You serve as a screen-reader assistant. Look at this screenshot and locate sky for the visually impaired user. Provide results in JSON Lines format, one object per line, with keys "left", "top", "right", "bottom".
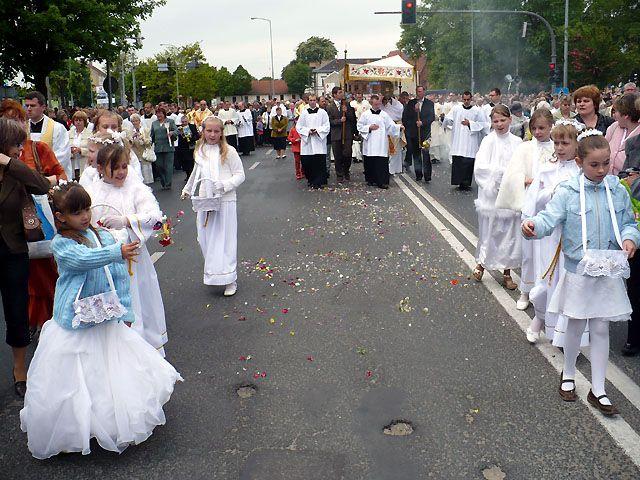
{"left": 137, "top": 0, "right": 404, "bottom": 78}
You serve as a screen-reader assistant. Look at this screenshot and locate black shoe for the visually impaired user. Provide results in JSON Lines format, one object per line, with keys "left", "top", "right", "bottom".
{"left": 621, "top": 342, "right": 640, "bottom": 356}
{"left": 415, "top": 175, "right": 423, "bottom": 182}
{"left": 378, "top": 184, "right": 389, "bottom": 189}
{"left": 424, "top": 177, "right": 431, "bottom": 182}
{"left": 367, "top": 181, "right": 375, "bottom": 187}
{"left": 13, "top": 375, "right": 26, "bottom": 398}
{"left": 431, "top": 158, "right": 441, "bottom": 164}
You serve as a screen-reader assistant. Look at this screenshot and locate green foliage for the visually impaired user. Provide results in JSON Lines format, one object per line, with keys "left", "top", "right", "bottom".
{"left": 397, "top": 0, "right": 640, "bottom": 93}
{"left": 282, "top": 61, "right": 312, "bottom": 95}
{"left": 215, "top": 67, "right": 235, "bottom": 97}
{"left": 0, "top": 0, "right": 164, "bottom": 96}
{"left": 232, "top": 65, "right": 253, "bottom": 95}
{"left": 48, "top": 59, "right": 94, "bottom": 106}
{"left": 295, "top": 37, "right": 337, "bottom": 64}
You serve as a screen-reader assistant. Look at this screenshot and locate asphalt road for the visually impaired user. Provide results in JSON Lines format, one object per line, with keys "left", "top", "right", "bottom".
{"left": 1, "top": 146, "right": 640, "bottom": 479}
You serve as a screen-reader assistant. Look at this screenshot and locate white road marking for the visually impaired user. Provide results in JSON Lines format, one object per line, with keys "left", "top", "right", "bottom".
{"left": 150, "top": 251, "right": 165, "bottom": 264}
{"left": 266, "top": 149, "right": 273, "bottom": 155}
{"left": 400, "top": 173, "right": 640, "bottom": 414}
{"left": 394, "top": 175, "right": 640, "bottom": 468}
{"left": 249, "top": 161, "right": 260, "bottom": 170}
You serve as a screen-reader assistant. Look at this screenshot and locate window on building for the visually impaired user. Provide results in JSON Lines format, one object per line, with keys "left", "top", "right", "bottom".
{"left": 257, "top": 96, "right": 261, "bottom": 101}
{"left": 232, "top": 96, "right": 237, "bottom": 103}
{"left": 244, "top": 96, "right": 249, "bottom": 102}
{"left": 280, "top": 94, "right": 284, "bottom": 100}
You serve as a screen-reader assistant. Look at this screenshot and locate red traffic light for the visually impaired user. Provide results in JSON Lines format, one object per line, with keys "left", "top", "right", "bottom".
{"left": 549, "top": 63, "right": 556, "bottom": 70}
{"left": 402, "top": 0, "right": 417, "bottom": 24}
{"left": 405, "top": 1, "right": 414, "bottom": 7}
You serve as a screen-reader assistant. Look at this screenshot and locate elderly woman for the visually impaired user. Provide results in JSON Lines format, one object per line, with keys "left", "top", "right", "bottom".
{"left": 0, "top": 118, "right": 52, "bottom": 396}
{"left": 0, "top": 100, "right": 66, "bottom": 338}
{"left": 150, "top": 106, "right": 177, "bottom": 190}
{"left": 605, "top": 93, "right": 640, "bottom": 175}
{"left": 553, "top": 96, "right": 575, "bottom": 120}
{"left": 68, "top": 110, "right": 92, "bottom": 178}
{"left": 129, "top": 113, "right": 154, "bottom": 184}
{"left": 573, "top": 85, "right": 614, "bottom": 133}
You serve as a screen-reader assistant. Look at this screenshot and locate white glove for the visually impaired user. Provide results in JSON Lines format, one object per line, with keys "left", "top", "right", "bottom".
{"left": 213, "top": 180, "right": 225, "bottom": 193}
{"left": 101, "top": 215, "right": 128, "bottom": 229}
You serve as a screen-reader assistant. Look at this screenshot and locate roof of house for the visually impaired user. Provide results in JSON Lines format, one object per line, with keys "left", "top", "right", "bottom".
{"left": 250, "top": 79, "right": 289, "bottom": 95}
{"left": 312, "top": 58, "right": 379, "bottom": 74}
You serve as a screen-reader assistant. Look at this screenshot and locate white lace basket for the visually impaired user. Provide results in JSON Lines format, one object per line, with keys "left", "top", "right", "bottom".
{"left": 91, "top": 203, "right": 130, "bottom": 244}
{"left": 576, "top": 174, "right": 630, "bottom": 279}
{"left": 71, "top": 230, "right": 127, "bottom": 329}
{"left": 190, "top": 177, "right": 222, "bottom": 213}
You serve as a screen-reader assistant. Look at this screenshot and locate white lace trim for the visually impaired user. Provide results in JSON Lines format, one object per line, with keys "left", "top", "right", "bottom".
{"left": 576, "top": 249, "right": 630, "bottom": 279}
{"left": 72, "top": 291, "right": 128, "bottom": 329}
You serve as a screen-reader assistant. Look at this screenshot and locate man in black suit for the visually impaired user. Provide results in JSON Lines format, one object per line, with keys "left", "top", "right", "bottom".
{"left": 326, "top": 86, "right": 357, "bottom": 182}
{"left": 402, "top": 85, "right": 436, "bottom": 182}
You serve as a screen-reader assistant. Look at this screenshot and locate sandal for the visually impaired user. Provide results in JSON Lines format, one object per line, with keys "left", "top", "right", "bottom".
{"left": 559, "top": 373, "right": 577, "bottom": 402}
{"left": 587, "top": 390, "right": 619, "bottom": 416}
{"left": 472, "top": 265, "right": 484, "bottom": 282}
{"left": 503, "top": 274, "right": 517, "bottom": 290}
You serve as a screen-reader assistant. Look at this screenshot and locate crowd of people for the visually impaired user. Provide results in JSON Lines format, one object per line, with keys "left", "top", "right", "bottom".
{"left": 1, "top": 78, "right": 640, "bottom": 458}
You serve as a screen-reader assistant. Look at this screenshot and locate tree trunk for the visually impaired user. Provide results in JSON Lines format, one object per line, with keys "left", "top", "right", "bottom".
{"left": 33, "top": 72, "right": 49, "bottom": 101}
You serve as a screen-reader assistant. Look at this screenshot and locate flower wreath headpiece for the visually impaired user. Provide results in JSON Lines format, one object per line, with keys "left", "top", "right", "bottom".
{"left": 88, "top": 129, "right": 127, "bottom": 147}
{"left": 51, "top": 179, "right": 79, "bottom": 191}
{"left": 552, "top": 119, "right": 586, "bottom": 133}
{"left": 577, "top": 129, "right": 604, "bottom": 142}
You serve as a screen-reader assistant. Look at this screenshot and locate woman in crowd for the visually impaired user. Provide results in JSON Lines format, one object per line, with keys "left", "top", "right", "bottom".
{"left": 68, "top": 110, "right": 92, "bottom": 179}
{"left": 150, "top": 107, "right": 178, "bottom": 190}
{"left": 128, "top": 113, "right": 154, "bottom": 184}
{"left": 605, "top": 93, "right": 640, "bottom": 175}
{"left": 175, "top": 115, "right": 199, "bottom": 180}
{"left": 574, "top": 85, "right": 614, "bottom": 134}
{"left": 0, "top": 117, "right": 52, "bottom": 397}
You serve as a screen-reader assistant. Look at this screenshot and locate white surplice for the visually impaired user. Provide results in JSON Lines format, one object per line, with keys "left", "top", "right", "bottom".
{"left": 473, "top": 131, "right": 523, "bottom": 270}
{"left": 88, "top": 176, "right": 168, "bottom": 356}
{"left": 357, "top": 110, "right": 401, "bottom": 157}
{"left": 216, "top": 108, "right": 240, "bottom": 137}
{"left": 443, "top": 104, "right": 486, "bottom": 159}
{"left": 237, "top": 109, "right": 254, "bottom": 138}
{"left": 383, "top": 99, "right": 405, "bottom": 174}
{"left": 297, "top": 108, "right": 330, "bottom": 155}
{"left": 183, "top": 144, "right": 245, "bottom": 286}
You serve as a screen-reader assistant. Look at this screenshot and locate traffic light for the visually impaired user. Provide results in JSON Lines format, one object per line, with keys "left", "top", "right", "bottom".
{"left": 549, "top": 63, "right": 556, "bottom": 85}
{"left": 401, "top": 0, "right": 417, "bottom": 24}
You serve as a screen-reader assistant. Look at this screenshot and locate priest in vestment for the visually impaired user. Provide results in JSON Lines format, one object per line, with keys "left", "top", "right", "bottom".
{"left": 358, "top": 94, "right": 402, "bottom": 189}
{"left": 297, "top": 95, "right": 330, "bottom": 189}
{"left": 382, "top": 94, "right": 406, "bottom": 175}
{"left": 24, "top": 91, "right": 72, "bottom": 179}
{"left": 350, "top": 92, "right": 370, "bottom": 163}
{"left": 443, "top": 91, "right": 485, "bottom": 190}
{"left": 217, "top": 102, "right": 240, "bottom": 149}
{"left": 193, "top": 100, "right": 213, "bottom": 128}
{"left": 237, "top": 101, "right": 255, "bottom": 156}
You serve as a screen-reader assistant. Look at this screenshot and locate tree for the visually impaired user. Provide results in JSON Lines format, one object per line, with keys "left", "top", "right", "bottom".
{"left": 232, "top": 65, "right": 253, "bottom": 95}
{"left": 215, "top": 67, "right": 235, "bottom": 97}
{"left": 0, "top": 0, "right": 164, "bottom": 98}
{"left": 295, "top": 37, "right": 337, "bottom": 64}
{"left": 282, "top": 61, "right": 312, "bottom": 95}
{"left": 48, "top": 59, "right": 93, "bottom": 106}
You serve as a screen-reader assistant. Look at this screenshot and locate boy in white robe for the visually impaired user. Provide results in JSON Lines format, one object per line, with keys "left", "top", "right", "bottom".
{"left": 472, "top": 105, "right": 523, "bottom": 289}
{"left": 296, "top": 95, "right": 330, "bottom": 189}
{"left": 358, "top": 94, "right": 403, "bottom": 189}
{"left": 443, "top": 91, "right": 486, "bottom": 190}
{"left": 216, "top": 102, "right": 240, "bottom": 149}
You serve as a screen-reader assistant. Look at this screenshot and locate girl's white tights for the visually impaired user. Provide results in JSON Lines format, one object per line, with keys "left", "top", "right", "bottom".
{"left": 562, "top": 318, "right": 611, "bottom": 405}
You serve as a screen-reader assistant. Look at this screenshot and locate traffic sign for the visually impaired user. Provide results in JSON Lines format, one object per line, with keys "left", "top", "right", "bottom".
{"left": 553, "top": 87, "right": 569, "bottom": 95}
{"left": 102, "top": 76, "right": 118, "bottom": 92}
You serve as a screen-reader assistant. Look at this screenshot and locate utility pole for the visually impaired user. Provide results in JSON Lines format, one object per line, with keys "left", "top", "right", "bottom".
{"left": 120, "top": 52, "right": 127, "bottom": 106}
{"left": 470, "top": 12, "right": 475, "bottom": 94}
{"left": 131, "top": 51, "right": 137, "bottom": 108}
{"left": 563, "top": 0, "right": 569, "bottom": 88}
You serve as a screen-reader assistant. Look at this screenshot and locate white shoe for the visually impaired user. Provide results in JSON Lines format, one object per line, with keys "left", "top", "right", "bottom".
{"left": 224, "top": 282, "right": 237, "bottom": 297}
{"left": 525, "top": 327, "right": 539, "bottom": 344}
{"left": 516, "top": 292, "right": 530, "bottom": 310}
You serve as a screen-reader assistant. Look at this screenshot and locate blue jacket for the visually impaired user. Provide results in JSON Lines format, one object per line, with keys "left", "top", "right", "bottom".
{"left": 528, "top": 174, "right": 640, "bottom": 273}
{"left": 52, "top": 229, "right": 134, "bottom": 329}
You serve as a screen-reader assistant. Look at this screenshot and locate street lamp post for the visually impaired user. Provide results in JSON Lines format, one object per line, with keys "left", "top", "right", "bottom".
{"left": 161, "top": 43, "right": 181, "bottom": 106}
{"left": 563, "top": 0, "right": 569, "bottom": 89}
{"left": 251, "top": 17, "right": 275, "bottom": 99}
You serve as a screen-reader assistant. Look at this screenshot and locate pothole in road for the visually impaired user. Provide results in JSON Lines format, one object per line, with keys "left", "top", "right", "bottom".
{"left": 236, "top": 384, "right": 257, "bottom": 399}
{"left": 382, "top": 420, "right": 414, "bottom": 436}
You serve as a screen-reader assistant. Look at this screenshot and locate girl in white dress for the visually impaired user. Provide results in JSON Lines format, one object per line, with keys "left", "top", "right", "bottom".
{"left": 181, "top": 116, "right": 245, "bottom": 296}
{"left": 523, "top": 131, "right": 639, "bottom": 416}
{"left": 88, "top": 143, "right": 169, "bottom": 356}
{"left": 521, "top": 121, "right": 585, "bottom": 345}
{"left": 20, "top": 182, "right": 181, "bottom": 459}
{"left": 496, "top": 108, "right": 555, "bottom": 308}
{"left": 472, "top": 105, "right": 523, "bottom": 289}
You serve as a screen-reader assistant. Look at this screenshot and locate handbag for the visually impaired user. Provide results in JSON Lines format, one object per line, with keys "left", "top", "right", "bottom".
{"left": 24, "top": 142, "right": 56, "bottom": 258}
{"left": 142, "top": 146, "right": 156, "bottom": 163}
{"left": 575, "top": 174, "right": 630, "bottom": 279}
{"left": 22, "top": 198, "right": 44, "bottom": 242}
{"left": 71, "top": 229, "right": 127, "bottom": 329}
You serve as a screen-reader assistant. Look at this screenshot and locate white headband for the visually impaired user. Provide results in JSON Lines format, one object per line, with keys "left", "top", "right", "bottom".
{"left": 577, "top": 129, "right": 604, "bottom": 142}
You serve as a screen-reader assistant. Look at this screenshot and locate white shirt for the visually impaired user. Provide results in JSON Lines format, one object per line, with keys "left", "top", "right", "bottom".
{"left": 270, "top": 104, "right": 287, "bottom": 120}
{"left": 141, "top": 114, "right": 157, "bottom": 131}
{"left": 296, "top": 108, "right": 330, "bottom": 155}
{"left": 29, "top": 116, "right": 72, "bottom": 179}
{"left": 357, "top": 110, "right": 401, "bottom": 157}
{"left": 382, "top": 98, "right": 404, "bottom": 122}
{"left": 350, "top": 99, "right": 371, "bottom": 120}
{"left": 237, "top": 109, "right": 254, "bottom": 138}
{"left": 443, "top": 104, "right": 486, "bottom": 158}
